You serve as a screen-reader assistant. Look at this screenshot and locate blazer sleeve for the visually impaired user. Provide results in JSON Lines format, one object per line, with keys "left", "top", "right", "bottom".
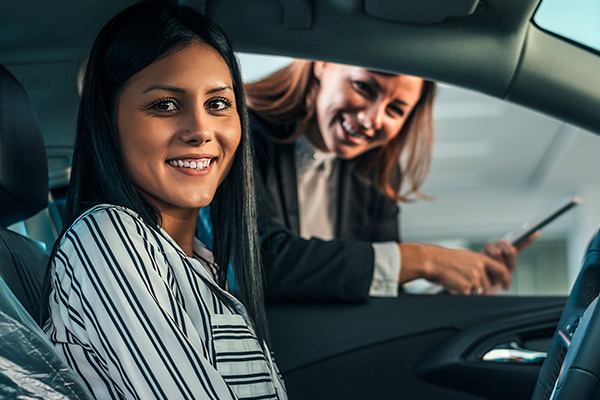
{"left": 370, "top": 190, "right": 401, "bottom": 244}
{"left": 252, "top": 117, "right": 376, "bottom": 303}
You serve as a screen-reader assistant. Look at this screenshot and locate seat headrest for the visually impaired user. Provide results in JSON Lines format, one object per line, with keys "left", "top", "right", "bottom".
{"left": 0, "top": 65, "right": 48, "bottom": 227}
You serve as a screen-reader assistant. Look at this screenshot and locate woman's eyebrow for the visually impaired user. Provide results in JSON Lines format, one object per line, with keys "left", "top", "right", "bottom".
{"left": 142, "top": 85, "right": 185, "bottom": 94}
{"left": 392, "top": 98, "right": 409, "bottom": 106}
{"left": 369, "top": 73, "right": 410, "bottom": 106}
{"left": 364, "top": 75, "right": 383, "bottom": 92}
{"left": 141, "top": 84, "right": 233, "bottom": 95}
{"left": 206, "top": 85, "right": 233, "bottom": 94}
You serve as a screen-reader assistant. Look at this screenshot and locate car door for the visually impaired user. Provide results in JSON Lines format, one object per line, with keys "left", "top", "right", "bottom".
{"left": 266, "top": 294, "right": 565, "bottom": 399}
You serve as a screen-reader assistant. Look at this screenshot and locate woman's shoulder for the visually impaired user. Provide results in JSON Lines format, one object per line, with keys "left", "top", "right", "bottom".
{"left": 64, "top": 204, "right": 150, "bottom": 239}
{"left": 56, "top": 204, "right": 167, "bottom": 262}
{"left": 74, "top": 204, "right": 141, "bottom": 223}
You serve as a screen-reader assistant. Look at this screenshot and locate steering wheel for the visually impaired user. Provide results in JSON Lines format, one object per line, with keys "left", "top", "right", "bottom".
{"left": 531, "top": 228, "right": 600, "bottom": 400}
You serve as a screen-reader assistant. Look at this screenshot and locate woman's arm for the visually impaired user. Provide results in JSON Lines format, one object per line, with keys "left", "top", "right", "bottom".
{"left": 398, "top": 242, "right": 512, "bottom": 294}
{"left": 370, "top": 187, "right": 532, "bottom": 295}
{"left": 398, "top": 233, "right": 539, "bottom": 295}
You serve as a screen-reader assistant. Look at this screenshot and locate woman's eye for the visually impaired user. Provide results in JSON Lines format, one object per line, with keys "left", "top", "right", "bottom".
{"left": 388, "top": 105, "right": 405, "bottom": 117}
{"left": 206, "top": 97, "right": 233, "bottom": 112}
{"left": 352, "top": 80, "right": 375, "bottom": 97}
{"left": 151, "top": 98, "right": 178, "bottom": 112}
{"left": 353, "top": 80, "right": 368, "bottom": 91}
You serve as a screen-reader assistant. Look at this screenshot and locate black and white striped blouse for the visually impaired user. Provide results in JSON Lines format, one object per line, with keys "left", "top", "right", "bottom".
{"left": 44, "top": 204, "right": 287, "bottom": 400}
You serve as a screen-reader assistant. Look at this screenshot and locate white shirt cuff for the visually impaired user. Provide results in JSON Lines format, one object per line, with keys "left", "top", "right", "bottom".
{"left": 369, "top": 242, "right": 401, "bottom": 297}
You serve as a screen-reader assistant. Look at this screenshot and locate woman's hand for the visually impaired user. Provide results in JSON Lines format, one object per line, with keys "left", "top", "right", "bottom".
{"left": 398, "top": 232, "right": 539, "bottom": 295}
{"left": 482, "top": 231, "right": 539, "bottom": 273}
{"left": 399, "top": 243, "right": 510, "bottom": 294}
{"left": 480, "top": 231, "right": 540, "bottom": 293}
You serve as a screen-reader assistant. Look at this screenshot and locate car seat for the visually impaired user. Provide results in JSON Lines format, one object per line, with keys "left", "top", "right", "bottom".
{"left": 0, "top": 64, "right": 92, "bottom": 399}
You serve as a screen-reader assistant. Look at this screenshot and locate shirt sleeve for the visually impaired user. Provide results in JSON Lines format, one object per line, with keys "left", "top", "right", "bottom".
{"left": 51, "top": 207, "right": 239, "bottom": 400}
{"left": 369, "top": 242, "right": 401, "bottom": 297}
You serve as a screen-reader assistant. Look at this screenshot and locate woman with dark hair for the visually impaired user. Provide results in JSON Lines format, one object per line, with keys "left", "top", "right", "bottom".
{"left": 43, "top": 1, "right": 286, "bottom": 399}
{"left": 239, "top": 60, "right": 534, "bottom": 301}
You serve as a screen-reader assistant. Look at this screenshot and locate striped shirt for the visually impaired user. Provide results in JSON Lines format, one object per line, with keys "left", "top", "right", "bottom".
{"left": 44, "top": 204, "right": 287, "bottom": 400}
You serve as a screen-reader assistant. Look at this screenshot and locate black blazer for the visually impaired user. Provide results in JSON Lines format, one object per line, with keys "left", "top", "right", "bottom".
{"left": 251, "top": 113, "right": 401, "bottom": 303}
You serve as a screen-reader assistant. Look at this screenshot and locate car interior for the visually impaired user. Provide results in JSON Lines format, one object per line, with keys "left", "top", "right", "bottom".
{"left": 1, "top": 0, "right": 599, "bottom": 399}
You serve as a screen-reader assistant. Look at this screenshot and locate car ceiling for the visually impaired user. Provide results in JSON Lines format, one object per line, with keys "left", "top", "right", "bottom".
{"left": 1, "top": 0, "right": 600, "bottom": 211}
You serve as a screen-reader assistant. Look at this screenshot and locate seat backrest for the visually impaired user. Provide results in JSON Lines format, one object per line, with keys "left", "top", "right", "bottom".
{"left": 0, "top": 226, "right": 48, "bottom": 321}
{"left": 0, "top": 63, "right": 50, "bottom": 320}
{"left": 0, "top": 65, "right": 49, "bottom": 227}
{"left": 0, "top": 64, "right": 93, "bottom": 399}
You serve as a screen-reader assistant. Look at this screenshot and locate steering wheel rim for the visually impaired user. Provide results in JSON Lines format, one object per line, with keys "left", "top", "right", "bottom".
{"left": 531, "top": 228, "right": 600, "bottom": 400}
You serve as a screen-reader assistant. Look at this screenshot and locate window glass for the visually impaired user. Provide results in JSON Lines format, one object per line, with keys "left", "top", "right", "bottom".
{"left": 534, "top": 0, "right": 600, "bottom": 53}
{"left": 237, "top": 53, "right": 600, "bottom": 297}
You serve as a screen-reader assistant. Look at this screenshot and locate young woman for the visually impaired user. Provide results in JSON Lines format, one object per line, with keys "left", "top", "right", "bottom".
{"left": 43, "top": 2, "right": 286, "bottom": 399}
{"left": 243, "top": 60, "right": 534, "bottom": 302}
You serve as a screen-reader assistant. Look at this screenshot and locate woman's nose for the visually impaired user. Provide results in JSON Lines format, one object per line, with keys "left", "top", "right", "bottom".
{"left": 357, "top": 103, "right": 385, "bottom": 132}
{"left": 181, "top": 109, "right": 213, "bottom": 144}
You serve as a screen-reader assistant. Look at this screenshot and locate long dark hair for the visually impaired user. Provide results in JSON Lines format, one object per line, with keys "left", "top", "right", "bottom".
{"left": 245, "top": 60, "right": 437, "bottom": 202}
{"left": 43, "top": 0, "right": 268, "bottom": 342}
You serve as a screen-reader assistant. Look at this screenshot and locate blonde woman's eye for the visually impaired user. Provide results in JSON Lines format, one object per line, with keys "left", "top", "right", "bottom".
{"left": 150, "top": 98, "right": 178, "bottom": 112}
{"left": 206, "top": 97, "right": 233, "bottom": 111}
{"left": 388, "top": 105, "right": 405, "bottom": 117}
{"left": 353, "top": 80, "right": 367, "bottom": 90}
{"left": 352, "top": 80, "right": 373, "bottom": 96}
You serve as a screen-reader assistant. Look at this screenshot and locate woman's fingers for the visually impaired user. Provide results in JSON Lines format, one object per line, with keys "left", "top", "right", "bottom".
{"left": 441, "top": 252, "right": 510, "bottom": 294}
{"left": 400, "top": 243, "right": 516, "bottom": 295}
{"left": 492, "top": 239, "right": 517, "bottom": 272}
{"left": 483, "top": 230, "right": 540, "bottom": 274}
{"left": 432, "top": 250, "right": 497, "bottom": 294}
{"left": 483, "top": 254, "right": 511, "bottom": 290}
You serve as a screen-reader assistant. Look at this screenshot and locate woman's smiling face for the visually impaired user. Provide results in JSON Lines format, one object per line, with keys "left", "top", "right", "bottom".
{"left": 313, "top": 62, "right": 423, "bottom": 160}
{"left": 116, "top": 43, "right": 241, "bottom": 218}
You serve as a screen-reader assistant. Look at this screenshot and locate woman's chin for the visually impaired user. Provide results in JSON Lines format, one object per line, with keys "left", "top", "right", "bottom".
{"left": 333, "top": 144, "right": 364, "bottom": 160}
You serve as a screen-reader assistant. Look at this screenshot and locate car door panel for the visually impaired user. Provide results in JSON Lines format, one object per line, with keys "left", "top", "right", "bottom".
{"left": 266, "top": 294, "right": 565, "bottom": 399}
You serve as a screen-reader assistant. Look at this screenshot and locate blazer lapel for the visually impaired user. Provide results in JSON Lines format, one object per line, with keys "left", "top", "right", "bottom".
{"left": 273, "top": 142, "right": 301, "bottom": 234}
{"left": 336, "top": 159, "right": 373, "bottom": 241}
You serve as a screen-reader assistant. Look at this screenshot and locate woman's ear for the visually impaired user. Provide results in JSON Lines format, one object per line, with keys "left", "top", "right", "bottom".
{"left": 313, "top": 61, "right": 326, "bottom": 79}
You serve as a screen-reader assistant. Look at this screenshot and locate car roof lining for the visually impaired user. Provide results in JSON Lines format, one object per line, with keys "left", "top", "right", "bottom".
{"left": 204, "top": 0, "right": 600, "bottom": 134}
{"left": 363, "top": 0, "right": 481, "bottom": 24}
{"left": 1, "top": 0, "right": 599, "bottom": 184}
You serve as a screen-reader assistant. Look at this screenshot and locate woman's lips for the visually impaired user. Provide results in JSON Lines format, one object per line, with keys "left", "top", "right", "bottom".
{"left": 339, "top": 117, "right": 369, "bottom": 145}
{"left": 166, "top": 157, "right": 215, "bottom": 175}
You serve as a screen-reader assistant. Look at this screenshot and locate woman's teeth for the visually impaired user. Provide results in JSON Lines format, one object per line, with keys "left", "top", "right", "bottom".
{"left": 168, "top": 158, "right": 212, "bottom": 170}
{"left": 342, "top": 119, "right": 367, "bottom": 139}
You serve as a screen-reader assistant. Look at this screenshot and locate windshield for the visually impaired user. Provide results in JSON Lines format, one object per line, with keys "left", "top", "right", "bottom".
{"left": 534, "top": 0, "right": 600, "bottom": 53}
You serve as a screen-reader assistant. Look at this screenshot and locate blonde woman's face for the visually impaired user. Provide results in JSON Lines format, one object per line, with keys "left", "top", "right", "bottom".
{"left": 313, "top": 62, "right": 423, "bottom": 159}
